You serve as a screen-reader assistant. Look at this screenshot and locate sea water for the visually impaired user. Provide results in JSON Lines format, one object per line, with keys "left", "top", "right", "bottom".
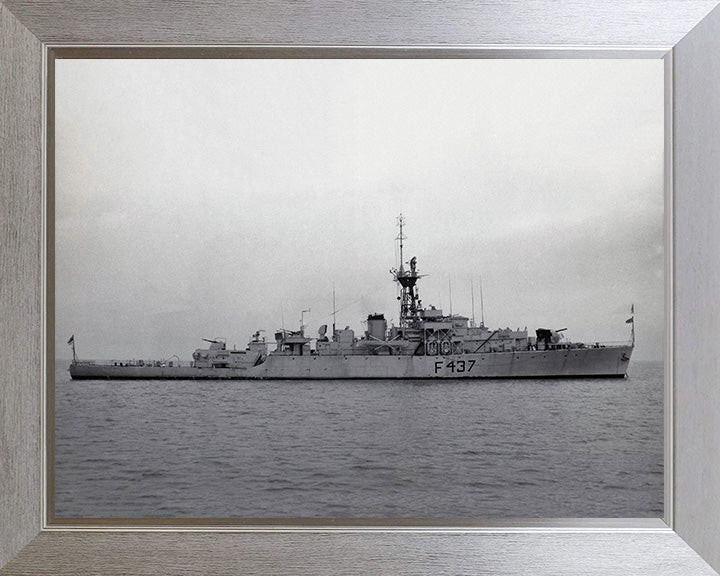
{"left": 54, "top": 360, "right": 663, "bottom": 518}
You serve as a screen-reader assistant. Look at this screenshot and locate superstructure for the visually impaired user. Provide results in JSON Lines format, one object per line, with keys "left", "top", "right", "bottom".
{"left": 69, "top": 216, "right": 633, "bottom": 380}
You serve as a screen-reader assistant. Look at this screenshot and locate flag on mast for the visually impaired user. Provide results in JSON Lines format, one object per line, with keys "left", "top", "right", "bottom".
{"left": 627, "top": 304, "right": 636, "bottom": 346}
{"left": 626, "top": 303, "right": 635, "bottom": 323}
{"left": 67, "top": 334, "right": 77, "bottom": 363}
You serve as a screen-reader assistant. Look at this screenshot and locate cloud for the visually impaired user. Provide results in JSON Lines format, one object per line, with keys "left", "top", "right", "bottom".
{"left": 55, "top": 59, "right": 664, "bottom": 361}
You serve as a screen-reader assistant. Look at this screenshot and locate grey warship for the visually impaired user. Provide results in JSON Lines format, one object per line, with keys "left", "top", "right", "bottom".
{"left": 69, "top": 216, "right": 634, "bottom": 380}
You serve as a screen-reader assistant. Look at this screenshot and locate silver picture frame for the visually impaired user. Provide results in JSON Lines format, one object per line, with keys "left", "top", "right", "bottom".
{"left": 2, "top": 1, "right": 720, "bottom": 574}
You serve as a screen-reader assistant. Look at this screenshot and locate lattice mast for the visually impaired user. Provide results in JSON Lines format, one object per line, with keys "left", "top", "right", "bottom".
{"left": 390, "top": 214, "right": 422, "bottom": 327}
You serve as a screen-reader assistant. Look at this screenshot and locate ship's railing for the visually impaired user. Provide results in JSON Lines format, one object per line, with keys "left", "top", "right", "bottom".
{"left": 74, "top": 359, "right": 194, "bottom": 367}
{"left": 540, "top": 340, "right": 633, "bottom": 350}
{"left": 475, "top": 340, "right": 633, "bottom": 354}
{"left": 578, "top": 340, "right": 634, "bottom": 348}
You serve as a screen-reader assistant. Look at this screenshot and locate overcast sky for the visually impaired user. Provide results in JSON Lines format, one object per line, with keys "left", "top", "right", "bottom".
{"left": 55, "top": 59, "right": 664, "bottom": 362}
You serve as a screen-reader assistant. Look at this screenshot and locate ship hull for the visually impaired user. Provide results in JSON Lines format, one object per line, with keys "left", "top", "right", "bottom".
{"left": 69, "top": 345, "right": 632, "bottom": 380}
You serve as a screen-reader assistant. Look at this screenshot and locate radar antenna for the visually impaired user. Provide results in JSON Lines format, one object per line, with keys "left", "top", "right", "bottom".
{"left": 389, "top": 214, "right": 423, "bottom": 328}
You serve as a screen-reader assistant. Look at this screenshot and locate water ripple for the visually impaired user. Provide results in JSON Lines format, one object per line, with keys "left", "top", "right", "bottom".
{"left": 53, "top": 360, "right": 664, "bottom": 519}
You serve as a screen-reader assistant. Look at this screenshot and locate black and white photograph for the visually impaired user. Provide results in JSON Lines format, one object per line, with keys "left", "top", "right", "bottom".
{"left": 53, "top": 58, "right": 664, "bottom": 519}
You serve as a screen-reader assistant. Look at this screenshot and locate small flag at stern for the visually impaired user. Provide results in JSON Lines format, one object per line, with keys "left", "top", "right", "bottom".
{"left": 67, "top": 335, "right": 74, "bottom": 345}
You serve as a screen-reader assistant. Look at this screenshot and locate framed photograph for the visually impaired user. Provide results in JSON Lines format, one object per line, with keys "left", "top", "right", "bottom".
{"left": 2, "top": 2, "right": 720, "bottom": 575}
{"left": 50, "top": 54, "right": 664, "bottom": 524}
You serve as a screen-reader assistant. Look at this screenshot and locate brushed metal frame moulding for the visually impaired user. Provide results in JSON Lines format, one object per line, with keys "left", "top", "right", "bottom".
{"left": 2, "top": 1, "right": 720, "bottom": 574}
